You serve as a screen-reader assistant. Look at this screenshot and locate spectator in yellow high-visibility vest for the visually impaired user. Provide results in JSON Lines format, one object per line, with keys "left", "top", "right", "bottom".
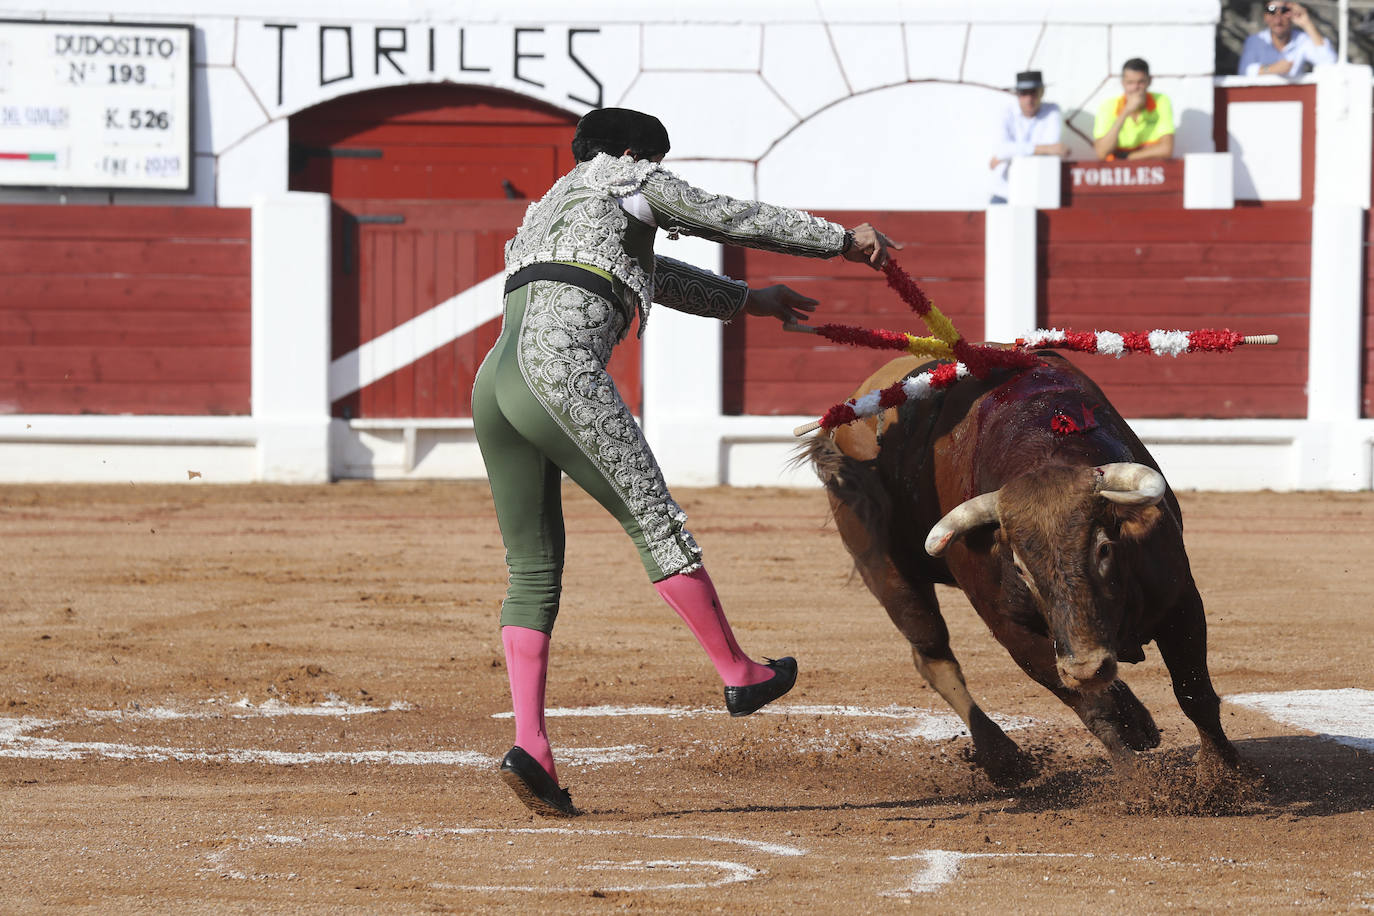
{"left": 1093, "top": 58, "right": 1174, "bottom": 161}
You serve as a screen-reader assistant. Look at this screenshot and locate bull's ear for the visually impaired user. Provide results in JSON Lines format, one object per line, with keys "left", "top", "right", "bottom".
{"left": 1115, "top": 504, "right": 1162, "bottom": 541}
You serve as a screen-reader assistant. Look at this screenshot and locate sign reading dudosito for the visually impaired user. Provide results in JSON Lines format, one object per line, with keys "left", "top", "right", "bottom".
{"left": 0, "top": 19, "right": 193, "bottom": 191}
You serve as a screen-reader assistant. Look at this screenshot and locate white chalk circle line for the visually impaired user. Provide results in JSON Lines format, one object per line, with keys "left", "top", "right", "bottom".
{"left": 201, "top": 825, "right": 807, "bottom": 894}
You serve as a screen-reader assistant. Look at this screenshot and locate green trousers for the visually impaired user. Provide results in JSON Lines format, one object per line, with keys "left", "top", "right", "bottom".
{"left": 471, "top": 279, "right": 702, "bottom": 634}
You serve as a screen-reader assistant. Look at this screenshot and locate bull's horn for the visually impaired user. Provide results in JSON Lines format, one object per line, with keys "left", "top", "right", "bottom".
{"left": 925, "top": 491, "right": 1001, "bottom": 556}
{"left": 1095, "top": 462, "right": 1166, "bottom": 506}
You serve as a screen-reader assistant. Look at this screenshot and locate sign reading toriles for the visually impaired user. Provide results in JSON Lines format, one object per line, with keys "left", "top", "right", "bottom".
{"left": 0, "top": 19, "right": 193, "bottom": 191}
{"left": 239, "top": 21, "right": 632, "bottom": 120}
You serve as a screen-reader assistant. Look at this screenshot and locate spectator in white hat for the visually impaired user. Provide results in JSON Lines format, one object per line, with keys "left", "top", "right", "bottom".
{"left": 989, "top": 70, "right": 1067, "bottom": 205}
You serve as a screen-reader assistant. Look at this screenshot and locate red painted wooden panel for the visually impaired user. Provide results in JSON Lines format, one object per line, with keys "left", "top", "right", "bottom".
{"left": 0, "top": 382, "right": 247, "bottom": 416}
{"left": 0, "top": 346, "right": 249, "bottom": 382}
{"left": 0, "top": 205, "right": 251, "bottom": 416}
{"left": 0, "top": 205, "right": 252, "bottom": 239}
{"left": 724, "top": 211, "right": 986, "bottom": 416}
{"left": 1041, "top": 207, "right": 1311, "bottom": 243}
{"left": 1041, "top": 208, "right": 1308, "bottom": 418}
{"left": 0, "top": 240, "right": 250, "bottom": 277}
{"left": 1043, "top": 242, "right": 1309, "bottom": 279}
{"left": 0, "top": 276, "right": 249, "bottom": 312}
{"left": 290, "top": 84, "right": 577, "bottom": 202}
{"left": 323, "top": 145, "right": 561, "bottom": 200}
{"left": 0, "top": 310, "right": 249, "bottom": 347}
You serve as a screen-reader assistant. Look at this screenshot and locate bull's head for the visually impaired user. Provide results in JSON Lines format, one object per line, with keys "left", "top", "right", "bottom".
{"left": 924, "top": 463, "right": 1166, "bottom": 692}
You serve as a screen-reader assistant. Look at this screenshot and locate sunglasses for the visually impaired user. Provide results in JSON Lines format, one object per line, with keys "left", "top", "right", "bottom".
{"left": 1264, "top": 4, "right": 1291, "bottom": 13}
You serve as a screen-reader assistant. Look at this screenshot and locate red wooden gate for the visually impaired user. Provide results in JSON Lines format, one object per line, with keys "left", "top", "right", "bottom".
{"left": 290, "top": 84, "right": 642, "bottom": 419}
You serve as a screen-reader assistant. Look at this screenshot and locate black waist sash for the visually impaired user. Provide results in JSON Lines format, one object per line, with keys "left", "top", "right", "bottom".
{"left": 503, "top": 263, "right": 617, "bottom": 303}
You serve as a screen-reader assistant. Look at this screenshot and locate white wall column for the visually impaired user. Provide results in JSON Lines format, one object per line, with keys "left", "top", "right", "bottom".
{"left": 251, "top": 192, "right": 333, "bottom": 482}
{"left": 1007, "top": 156, "right": 1061, "bottom": 211}
{"left": 641, "top": 235, "right": 727, "bottom": 486}
{"left": 983, "top": 205, "right": 1038, "bottom": 343}
{"left": 985, "top": 156, "right": 1056, "bottom": 343}
{"left": 1304, "top": 205, "right": 1369, "bottom": 489}
{"left": 1301, "top": 64, "right": 1374, "bottom": 490}
{"left": 1183, "top": 152, "right": 1235, "bottom": 209}
{"left": 1314, "top": 65, "right": 1373, "bottom": 209}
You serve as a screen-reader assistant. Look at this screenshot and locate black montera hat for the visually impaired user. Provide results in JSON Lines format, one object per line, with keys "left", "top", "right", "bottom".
{"left": 574, "top": 108, "right": 671, "bottom": 156}
{"left": 1014, "top": 71, "right": 1044, "bottom": 91}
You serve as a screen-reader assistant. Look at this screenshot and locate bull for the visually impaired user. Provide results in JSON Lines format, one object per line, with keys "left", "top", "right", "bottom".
{"left": 805, "top": 351, "right": 1246, "bottom": 786}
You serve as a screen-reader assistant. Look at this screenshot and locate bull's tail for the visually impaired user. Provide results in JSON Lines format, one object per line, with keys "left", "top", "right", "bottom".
{"left": 791, "top": 433, "right": 846, "bottom": 487}
{"left": 793, "top": 435, "right": 895, "bottom": 573}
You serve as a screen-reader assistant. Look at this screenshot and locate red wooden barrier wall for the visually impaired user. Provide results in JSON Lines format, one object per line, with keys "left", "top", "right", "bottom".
{"left": 1040, "top": 208, "right": 1309, "bottom": 418}
{"left": 0, "top": 205, "right": 251, "bottom": 415}
{"left": 723, "top": 211, "right": 985, "bottom": 416}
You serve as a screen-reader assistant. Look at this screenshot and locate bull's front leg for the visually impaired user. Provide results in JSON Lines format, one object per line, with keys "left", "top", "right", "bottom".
{"left": 970, "top": 601, "right": 1159, "bottom": 759}
{"left": 830, "top": 499, "right": 1034, "bottom": 786}
{"left": 1152, "top": 587, "right": 1247, "bottom": 779}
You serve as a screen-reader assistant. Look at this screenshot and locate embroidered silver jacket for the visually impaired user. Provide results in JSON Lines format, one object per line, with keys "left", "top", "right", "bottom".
{"left": 503, "top": 153, "right": 846, "bottom": 331}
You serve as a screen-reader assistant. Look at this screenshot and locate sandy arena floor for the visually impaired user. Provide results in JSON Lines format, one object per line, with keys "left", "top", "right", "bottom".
{"left": 0, "top": 481, "right": 1371, "bottom": 913}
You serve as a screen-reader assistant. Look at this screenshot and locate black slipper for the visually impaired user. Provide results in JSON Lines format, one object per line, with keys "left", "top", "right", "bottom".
{"left": 499, "top": 746, "right": 580, "bottom": 817}
{"left": 724, "top": 656, "right": 798, "bottom": 717}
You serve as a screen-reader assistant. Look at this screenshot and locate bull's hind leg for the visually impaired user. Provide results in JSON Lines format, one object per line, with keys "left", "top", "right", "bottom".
{"left": 831, "top": 501, "right": 1035, "bottom": 786}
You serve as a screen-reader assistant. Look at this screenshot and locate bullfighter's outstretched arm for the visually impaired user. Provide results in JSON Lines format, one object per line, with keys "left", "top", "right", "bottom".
{"left": 651, "top": 254, "right": 749, "bottom": 321}
{"left": 651, "top": 255, "right": 818, "bottom": 328}
{"left": 640, "top": 168, "right": 847, "bottom": 259}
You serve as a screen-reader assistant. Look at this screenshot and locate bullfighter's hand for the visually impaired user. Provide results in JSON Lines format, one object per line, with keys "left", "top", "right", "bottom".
{"left": 842, "top": 222, "right": 903, "bottom": 269}
{"left": 744, "top": 283, "right": 819, "bottom": 324}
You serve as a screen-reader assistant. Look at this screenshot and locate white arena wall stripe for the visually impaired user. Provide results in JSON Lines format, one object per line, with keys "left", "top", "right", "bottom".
{"left": 328, "top": 271, "right": 506, "bottom": 401}
{"left": 1227, "top": 688, "right": 1374, "bottom": 752}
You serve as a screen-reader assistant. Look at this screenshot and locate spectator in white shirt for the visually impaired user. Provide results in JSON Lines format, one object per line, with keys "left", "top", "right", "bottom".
{"left": 1239, "top": 2, "right": 1337, "bottom": 78}
{"left": 989, "top": 71, "right": 1067, "bottom": 205}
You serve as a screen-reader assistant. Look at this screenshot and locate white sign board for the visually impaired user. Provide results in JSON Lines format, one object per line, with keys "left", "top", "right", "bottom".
{"left": 0, "top": 19, "right": 193, "bottom": 191}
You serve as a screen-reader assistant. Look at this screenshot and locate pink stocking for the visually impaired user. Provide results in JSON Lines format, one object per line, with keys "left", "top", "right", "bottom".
{"left": 654, "top": 567, "right": 773, "bottom": 687}
{"left": 501, "top": 625, "right": 557, "bottom": 783}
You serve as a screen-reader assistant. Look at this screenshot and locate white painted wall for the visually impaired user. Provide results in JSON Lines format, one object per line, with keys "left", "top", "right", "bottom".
{"left": 0, "top": 0, "right": 1223, "bottom": 209}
